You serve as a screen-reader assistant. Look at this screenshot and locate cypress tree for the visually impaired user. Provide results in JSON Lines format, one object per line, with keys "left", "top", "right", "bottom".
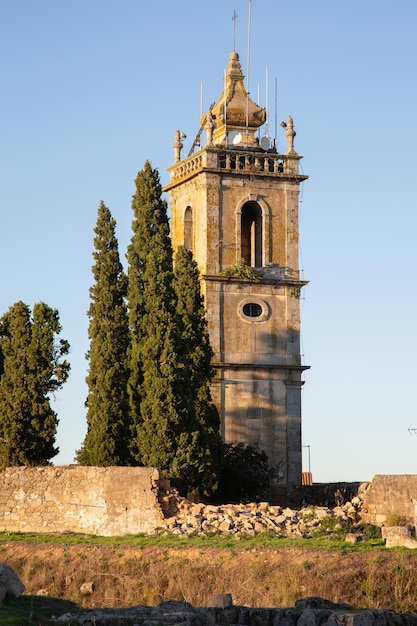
{"left": 133, "top": 247, "right": 192, "bottom": 471}
{"left": 126, "top": 161, "right": 173, "bottom": 420}
{"left": 127, "top": 162, "right": 206, "bottom": 493}
{"left": 173, "top": 246, "right": 223, "bottom": 495}
{"left": 0, "top": 301, "right": 70, "bottom": 469}
{"left": 76, "top": 201, "right": 131, "bottom": 466}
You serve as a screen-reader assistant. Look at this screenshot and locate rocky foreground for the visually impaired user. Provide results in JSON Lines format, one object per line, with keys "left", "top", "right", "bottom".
{"left": 51, "top": 596, "right": 417, "bottom": 625}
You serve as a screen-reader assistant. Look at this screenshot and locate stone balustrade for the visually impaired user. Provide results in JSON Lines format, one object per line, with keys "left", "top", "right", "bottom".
{"left": 168, "top": 148, "right": 304, "bottom": 184}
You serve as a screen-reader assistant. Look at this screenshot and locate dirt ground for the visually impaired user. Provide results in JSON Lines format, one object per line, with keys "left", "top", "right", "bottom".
{"left": 1, "top": 539, "right": 417, "bottom": 614}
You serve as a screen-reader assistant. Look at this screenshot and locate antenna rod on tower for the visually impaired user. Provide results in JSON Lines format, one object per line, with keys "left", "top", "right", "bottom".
{"left": 224, "top": 69, "right": 227, "bottom": 140}
{"left": 246, "top": 0, "right": 252, "bottom": 131}
{"left": 257, "top": 83, "right": 260, "bottom": 138}
{"left": 200, "top": 82, "right": 203, "bottom": 119}
{"left": 274, "top": 77, "right": 278, "bottom": 148}
{"left": 265, "top": 67, "right": 269, "bottom": 138}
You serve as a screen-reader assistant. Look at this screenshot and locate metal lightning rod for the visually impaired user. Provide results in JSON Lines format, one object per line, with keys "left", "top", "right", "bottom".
{"left": 246, "top": 0, "right": 252, "bottom": 137}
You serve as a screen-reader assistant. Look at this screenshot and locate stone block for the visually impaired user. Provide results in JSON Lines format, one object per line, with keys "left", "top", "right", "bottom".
{"left": 298, "top": 609, "right": 321, "bottom": 626}
{"left": 0, "top": 563, "right": 25, "bottom": 598}
{"left": 345, "top": 533, "right": 365, "bottom": 544}
{"left": 273, "top": 609, "right": 299, "bottom": 626}
{"left": 207, "top": 593, "right": 233, "bottom": 608}
{"left": 248, "top": 608, "right": 275, "bottom": 626}
{"left": 381, "top": 526, "right": 417, "bottom": 548}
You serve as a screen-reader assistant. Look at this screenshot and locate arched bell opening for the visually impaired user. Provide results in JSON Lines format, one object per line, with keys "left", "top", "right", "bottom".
{"left": 184, "top": 206, "right": 193, "bottom": 251}
{"left": 241, "top": 202, "right": 262, "bottom": 267}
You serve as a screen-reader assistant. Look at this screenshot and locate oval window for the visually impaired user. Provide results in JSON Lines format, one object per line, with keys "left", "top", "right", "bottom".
{"left": 242, "top": 302, "right": 263, "bottom": 318}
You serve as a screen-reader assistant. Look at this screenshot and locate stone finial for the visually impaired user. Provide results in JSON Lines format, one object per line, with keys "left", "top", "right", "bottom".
{"left": 173, "top": 130, "right": 183, "bottom": 162}
{"left": 204, "top": 109, "right": 215, "bottom": 146}
{"left": 285, "top": 116, "right": 298, "bottom": 155}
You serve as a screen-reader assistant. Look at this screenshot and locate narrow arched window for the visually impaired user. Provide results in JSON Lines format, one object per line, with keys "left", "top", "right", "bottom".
{"left": 241, "top": 202, "right": 262, "bottom": 267}
{"left": 184, "top": 206, "right": 193, "bottom": 251}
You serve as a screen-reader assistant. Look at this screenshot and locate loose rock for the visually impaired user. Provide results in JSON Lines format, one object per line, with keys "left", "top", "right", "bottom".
{"left": 158, "top": 493, "right": 373, "bottom": 539}
{"left": 0, "top": 562, "right": 25, "bottom": 599}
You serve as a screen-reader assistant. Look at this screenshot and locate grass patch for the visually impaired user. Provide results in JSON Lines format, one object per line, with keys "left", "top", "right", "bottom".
{"left": 0, "top": 595, "right": 83, "bottom": 625}
{"left": 0, "top": 529, "right": 385, "bottom": 552}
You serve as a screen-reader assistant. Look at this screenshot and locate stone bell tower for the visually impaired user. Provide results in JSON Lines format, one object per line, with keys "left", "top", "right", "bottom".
{"left": 163, "top": 52, "right": 309, "bottom": 485}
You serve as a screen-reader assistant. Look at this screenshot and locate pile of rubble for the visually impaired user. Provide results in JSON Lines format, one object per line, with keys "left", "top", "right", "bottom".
{"left": 159, "top": 494, "right": 366, "bottom": 538}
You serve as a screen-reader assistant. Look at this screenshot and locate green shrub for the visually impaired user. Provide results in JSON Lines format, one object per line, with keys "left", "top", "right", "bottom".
{"left": 209, "top": 442, "right": 272, "bottom": 504}
{"left": 355, "top": 522, "right": 382, "bottom": 540}
{"left": 385, "top": 512, "right": 408, "bottom": 527}
{"left": 219, "top": 259, "right": 262, "bottom": 281}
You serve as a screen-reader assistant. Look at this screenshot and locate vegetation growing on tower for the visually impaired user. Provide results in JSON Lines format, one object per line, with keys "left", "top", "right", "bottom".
{"left": 219, "top": 258, "right": 262, "bottom": 281}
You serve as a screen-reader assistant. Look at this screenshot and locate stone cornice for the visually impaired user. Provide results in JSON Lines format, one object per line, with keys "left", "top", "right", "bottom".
{"left": 212, "top": 363, "right": 310, "bottom": 373}
{"left": 203, "top": 274, "right": 309, "bottom": 288}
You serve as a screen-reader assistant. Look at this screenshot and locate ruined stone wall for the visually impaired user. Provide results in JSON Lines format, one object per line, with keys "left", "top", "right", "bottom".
{"left": 0, "top": 466, "right": 165, "bottom": 536}
{"left": 360, "top": 474, "right": 417, "bottom": 525}
{"left": 271, "top": 476, "right": 417, "bottom": 520}
{"left": 1, "top": 469, "right": 417, "bottom": 538}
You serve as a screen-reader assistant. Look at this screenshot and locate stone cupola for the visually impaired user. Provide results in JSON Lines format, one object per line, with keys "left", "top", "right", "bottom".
{"left": 202, "top": 51, "right": 266, "bottom": 148}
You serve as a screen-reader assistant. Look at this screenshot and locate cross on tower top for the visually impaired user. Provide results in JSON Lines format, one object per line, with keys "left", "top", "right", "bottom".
{"left": 232, "top": 10, "right": 238, "bottom": 52}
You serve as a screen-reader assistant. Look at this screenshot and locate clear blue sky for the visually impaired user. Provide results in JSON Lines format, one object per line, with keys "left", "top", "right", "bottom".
{"left": 1, "top": 1, "right": 417, "bottom": 483}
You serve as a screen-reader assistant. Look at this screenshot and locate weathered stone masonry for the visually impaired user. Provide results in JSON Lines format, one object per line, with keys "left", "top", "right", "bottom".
{"left": 0, "top": 466, "right": 165, "bottom": 536}
{"left": 1, "top": 467, "right": 416, "bottom": 538}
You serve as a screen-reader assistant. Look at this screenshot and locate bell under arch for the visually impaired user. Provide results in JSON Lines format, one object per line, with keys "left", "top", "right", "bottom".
{"left": 241, "top": 201, "right": 262, "bottom": 267}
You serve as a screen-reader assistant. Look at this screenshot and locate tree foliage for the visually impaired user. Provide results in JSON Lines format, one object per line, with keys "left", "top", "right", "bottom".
{"left": 76, "top": 202, "right": 132, "bottom": 466}
{"left": 173, "top": 246, "right": 223, "bottom": 495}
{"left": 210, "top": 442, "right": 272, "bottom": 504}
{"left": 126, "top": 161, "right": 173, "bottom": 421}
{"left": 0, "top": 301, "right": 70, "bottom": 469}
{"left": 126, "top": 162, "right": 221, "bottom": 495}
{"left": 127, "top": 162, "right": 189, "bottom": 481}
